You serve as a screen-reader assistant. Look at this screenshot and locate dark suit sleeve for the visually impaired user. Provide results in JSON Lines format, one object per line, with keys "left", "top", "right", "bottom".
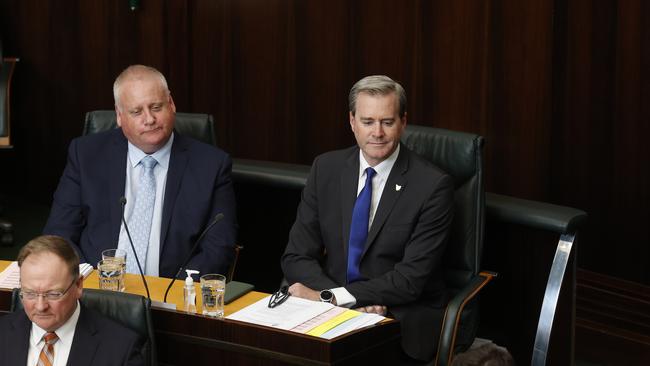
{"left": 124, "top": 334, "right": 146, "bottom": 366}
{"left": 346, "top": 173, "right": 454, "bottom": 307}
{"left": 184, "top": 153, "right": 237, "bottom": 276}
{"left": 43, "top": 138, "right": 88, "bottom": 261}
{"left": 282, "top": 156, "right": 340, "bottom": 289}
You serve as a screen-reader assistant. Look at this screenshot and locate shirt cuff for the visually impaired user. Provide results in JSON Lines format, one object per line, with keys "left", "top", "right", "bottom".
{"left": 330, "top": 287, "right": 356, "bottom": 308}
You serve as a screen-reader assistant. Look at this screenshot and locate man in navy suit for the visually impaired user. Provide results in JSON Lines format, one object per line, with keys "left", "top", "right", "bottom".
{"left": 44, "top": 65, "right": 236, "bottom": 278}
{"left": 0, "top": 235, "right": 144, "bottom": 366}
{"left": 282, "top": 75, "right": 454, "bottom": 363}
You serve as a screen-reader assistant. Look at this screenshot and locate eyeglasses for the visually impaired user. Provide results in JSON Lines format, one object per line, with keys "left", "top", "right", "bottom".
{"left": 268, "top": 285, "right": 290, "bottom": 308}
{"left": 19, "top": 278, "right": 77, "bottom": 302}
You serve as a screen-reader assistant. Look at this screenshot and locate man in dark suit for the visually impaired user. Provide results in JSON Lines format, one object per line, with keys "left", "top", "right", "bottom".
{"left": 281, "top": 75, "right": 454, "bottom": 363}
{"left": 44, "top": 65, "right": 236, "bottom": 278}
{"left": 0, "top": 235, "right": 144, "bottom": 365}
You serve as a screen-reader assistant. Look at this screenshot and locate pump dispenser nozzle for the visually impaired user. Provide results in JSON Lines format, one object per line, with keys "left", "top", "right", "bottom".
{"left": 183, "top": 269, "right": 200, "bottom": 313}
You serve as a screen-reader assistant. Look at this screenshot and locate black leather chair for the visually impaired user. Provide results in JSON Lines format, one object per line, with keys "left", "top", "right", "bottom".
{"left": 231, "top": 126, "right": 587, "bottom": 365}
{"left": 12, "top": 287, "right": 157, "bottom": 366}
{"left": 0, "top": 40, "right": 18, "bottom": 148}
{"left": 400, "top": 125, "right": 493, "bottom": 366}
{"left": 83, "top": 110, "right": 216, "bottom": 146}
{"left": 0, "top": 41, "right": 18, "bottom": 245}
{"left": 235, "top": 126, "right": 492, "bottom": 365}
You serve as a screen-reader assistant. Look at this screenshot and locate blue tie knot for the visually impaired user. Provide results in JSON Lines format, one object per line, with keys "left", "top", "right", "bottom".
{"left": 365, "top": 167, "right": 376, "bottom": 182}
{"left": 140, "top": 156, "right": 157, "bottom": 170}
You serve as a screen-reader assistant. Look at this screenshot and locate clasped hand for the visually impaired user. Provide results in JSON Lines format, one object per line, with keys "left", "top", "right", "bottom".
{"left": 287, "top": 282, "right": 387, "bottom": 315}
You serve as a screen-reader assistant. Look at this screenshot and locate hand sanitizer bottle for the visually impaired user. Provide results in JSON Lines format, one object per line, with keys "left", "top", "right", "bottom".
{"left": 183, "top": 269, "right": 199, "bottom": 313}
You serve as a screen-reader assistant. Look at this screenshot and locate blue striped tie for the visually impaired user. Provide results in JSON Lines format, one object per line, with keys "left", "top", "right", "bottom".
{"left": 127, "top": 156, "right": 157, "bottom": 274}
{"left": 347, "top": 167, "right": 376, "bottom": 283}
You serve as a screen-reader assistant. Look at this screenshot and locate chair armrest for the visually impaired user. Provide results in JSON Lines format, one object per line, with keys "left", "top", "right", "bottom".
{"left": 436, "top": 272, "right": 496, "bottom": 366}
{"left": 486, "top": 192, "right": 587, "bottom": 234}
{"left": 232, "top": 158, "right": 310, "bottom": 190}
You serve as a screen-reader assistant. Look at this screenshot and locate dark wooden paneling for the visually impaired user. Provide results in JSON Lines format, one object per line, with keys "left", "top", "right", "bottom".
{"left": 1, "top": 0, "right": 650, "bottom": 361}
{"left": 551, "top": 0, "right": 650, "bottom": 284}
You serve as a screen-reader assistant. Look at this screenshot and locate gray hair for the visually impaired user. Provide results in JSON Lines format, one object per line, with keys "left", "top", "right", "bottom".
{"left": 349, "top": 75, "right": 407, "bottom": 117}
{"left": 113, "top": 65, "right": 170, "bottom": 109}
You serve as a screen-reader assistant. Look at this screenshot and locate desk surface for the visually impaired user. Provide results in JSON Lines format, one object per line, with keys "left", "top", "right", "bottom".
{"left": 0, "top": 260, "right": 265, "bottom": 315}
{"left": 0, "top": 260, "right": 400, "bottom": 365}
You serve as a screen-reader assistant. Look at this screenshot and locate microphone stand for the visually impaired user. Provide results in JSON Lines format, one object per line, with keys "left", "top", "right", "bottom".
{"left": 163, "top": 213, "right": 224, "bottom": 303}
{"left": 120, "top": 197, "right": 151, "bottom": 300}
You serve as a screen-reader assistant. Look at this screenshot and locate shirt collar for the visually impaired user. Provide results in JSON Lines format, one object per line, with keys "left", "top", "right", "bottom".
{"left": 127, "top": 132, "right": 174, "bottom": 169}
{"left": 30, "top": 300, "right": 81, "bottom": 348}
{"left": 358, "top": 143, "right": 400, "bottom": 180}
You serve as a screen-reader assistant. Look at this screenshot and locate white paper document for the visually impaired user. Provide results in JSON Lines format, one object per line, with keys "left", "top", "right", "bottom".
{"left": 0, "top": 261, "right": 20, "bottom": 289}
{"left": 226, "top": 295, "right": 335, "bottom": 330}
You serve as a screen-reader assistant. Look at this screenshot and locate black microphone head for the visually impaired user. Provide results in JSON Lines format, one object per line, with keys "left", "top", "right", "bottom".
{"left": 119, "top": 196, "right": 127, "bottom": 206}
{"left": 213, "top": 213, "right": 225, "bottom": 223}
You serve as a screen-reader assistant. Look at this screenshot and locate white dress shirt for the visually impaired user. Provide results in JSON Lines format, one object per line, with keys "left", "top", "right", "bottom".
{"left": 118, "top": 133, "right": 173, "bottom": 276}
{"left": 331, "top": 145, "right": 401, "bottom": 307}
{"left": 27, "top": 301, "right": 80, "bottom": 366}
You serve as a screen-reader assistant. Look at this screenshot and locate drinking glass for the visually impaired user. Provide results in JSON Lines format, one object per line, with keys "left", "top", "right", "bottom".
{"left": 200, "top": 274, "right": 225, "bottom": 318}
{"left": 101, "top": 249, "right": 127, "bottom": 292}
{"left": 97, "top": 259, "right": 125, "bottom": 292}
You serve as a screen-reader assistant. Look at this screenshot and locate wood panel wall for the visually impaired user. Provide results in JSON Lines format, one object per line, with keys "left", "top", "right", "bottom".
{"left": 0, "top": 0, "right": 648, "bottom": 285}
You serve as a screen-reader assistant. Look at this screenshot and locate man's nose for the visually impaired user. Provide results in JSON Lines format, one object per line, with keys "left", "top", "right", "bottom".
{"left": 372, "top": 122, "right": 385, "bottom": 137}
{"left": 34, "top": 296, "right": 49, "bottom": 311}
{"left": 143, "top": 109, "right": 156, "bottom": 125}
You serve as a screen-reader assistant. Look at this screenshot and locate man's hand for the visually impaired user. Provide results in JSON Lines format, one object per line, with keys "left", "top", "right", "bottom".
{"left": 287, "top": 282, "right": 320, "bottom": 301}
{"left": 354, "top": 305, "right": 387, "bottom": 316}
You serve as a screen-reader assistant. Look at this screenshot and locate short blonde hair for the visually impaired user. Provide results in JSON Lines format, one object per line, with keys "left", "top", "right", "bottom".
{"left": 113, "top": 64, "right": 170, "bottom": 109}
{"left": 349, "top": 75, "right": 407, "bottom": 117}
{"left": 17, "top": 235, "right": 80, "bottom": 280}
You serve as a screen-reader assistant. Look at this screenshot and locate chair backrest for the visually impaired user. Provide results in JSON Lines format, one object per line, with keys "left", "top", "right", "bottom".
{"left": 402, "top": 125, "right": 485, "bottom": 285}
{"left": 83, "top": 110, "right": 217, "bottom": 146}
{"left": 401, "top": 124, "right": 485, "bottom": 347}
{"left": 12, "top": 288, "right": 157, "bottom": 366}
{"left": 1, "top": 51, "right": 18, "bottom": 147}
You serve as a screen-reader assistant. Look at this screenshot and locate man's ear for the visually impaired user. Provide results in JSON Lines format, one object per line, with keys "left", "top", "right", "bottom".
{"left": 115, "top": 105, "right": 123, "bottom": 127}
{"left": 75, "top": 276, "right": 84, "bottom": 299}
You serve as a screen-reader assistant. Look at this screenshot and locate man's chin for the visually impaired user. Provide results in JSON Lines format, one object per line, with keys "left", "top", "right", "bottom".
{"left": 365, "top": 146, "right": 393, "bottom": 159}
{"left": 33, "top": 317, "right": 56, "bottom": 329}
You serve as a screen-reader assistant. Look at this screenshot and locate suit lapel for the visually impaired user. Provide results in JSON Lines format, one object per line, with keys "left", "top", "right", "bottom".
{"left": 160, "top": 133, "right": 189, "bottom": 250}
{"left": 7, "top": 312, "right": 31, "bottom": 365}
{"left": 363, "top": 146, "right": 408, "bottom": 256}
{"left": 109, "top": 130, "right": 128, "bottom": 245}
{"left": 67, "top": 306, "right": 100, "bottom": 366}
{"left": 340, "top": 149, "right": 360, "bottom": 259}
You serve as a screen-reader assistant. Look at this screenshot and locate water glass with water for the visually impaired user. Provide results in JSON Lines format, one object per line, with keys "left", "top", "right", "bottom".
{"left": 200, "top": 274, "right": 225, "bottom": 318}
{"left": 101, "top": 249, "right": 127, "bottom": 292}
{"left": 97, "top": 259, "right": 125, "bottom": 292}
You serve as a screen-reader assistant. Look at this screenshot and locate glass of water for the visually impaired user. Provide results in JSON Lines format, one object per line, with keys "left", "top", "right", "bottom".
{"left": 101, "top": 249, "right": 127, "bottom": 292}
{"left": 97, "top": 259, "right": 125, "bottom": 292}
{"left": 200, "top": 274, "right": 225, "bottom": 318}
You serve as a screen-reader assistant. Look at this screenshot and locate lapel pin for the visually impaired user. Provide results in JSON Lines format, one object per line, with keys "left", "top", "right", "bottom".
{"left": 395, "top": 184, "right": 402, "bottom": 191}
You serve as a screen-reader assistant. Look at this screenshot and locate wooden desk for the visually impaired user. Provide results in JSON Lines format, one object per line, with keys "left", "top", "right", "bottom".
{"left": 0, "top": 261, "right": 401, "bottom": 365}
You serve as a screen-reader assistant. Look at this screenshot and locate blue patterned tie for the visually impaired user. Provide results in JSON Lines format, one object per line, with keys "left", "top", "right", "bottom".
{"left": 347, "top": 167, "right": 376, "bottom": 283}
{"left": 127, "top": 156, "right": 157, "bottom": 274}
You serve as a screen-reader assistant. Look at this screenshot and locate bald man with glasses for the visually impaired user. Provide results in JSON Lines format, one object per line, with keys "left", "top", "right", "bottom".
{"left": 0, "top": 235, "right": 144, "bottom": 366}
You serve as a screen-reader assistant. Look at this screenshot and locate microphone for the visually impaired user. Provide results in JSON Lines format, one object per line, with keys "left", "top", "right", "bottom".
{"left": 119, "top": 197, "right": 151, "bottom": 300}
{"left": 163, "top": 212, "right": 225, "bottom": 303}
